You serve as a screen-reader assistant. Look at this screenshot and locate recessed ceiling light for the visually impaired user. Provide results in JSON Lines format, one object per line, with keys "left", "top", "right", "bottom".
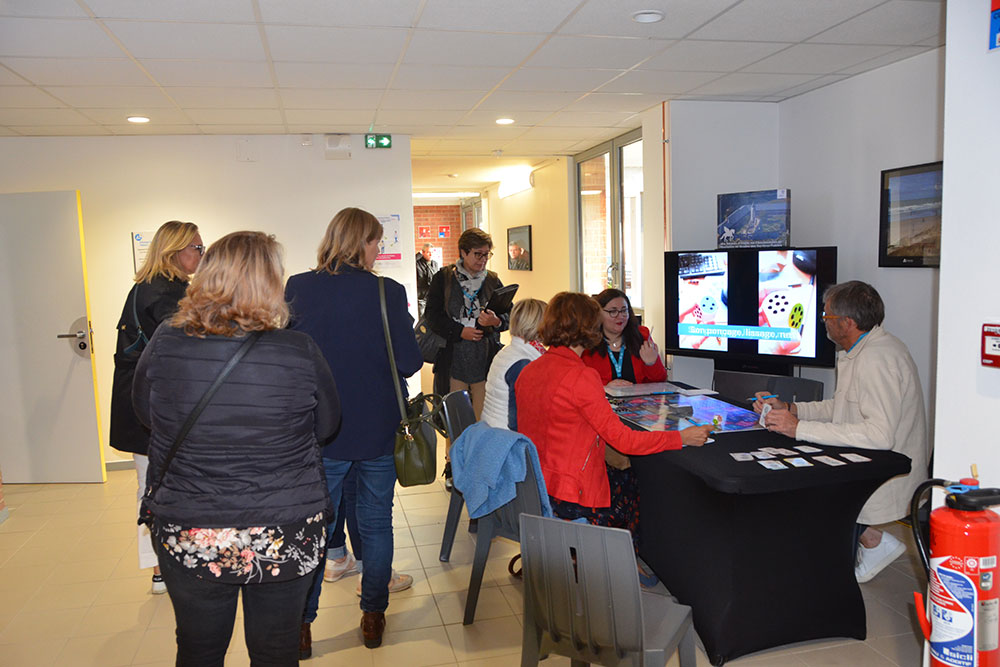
{"left": 127, "top": 116, "right": 150, "bottom": 124}
{"left": 631, "top": 9, "right": 664, "bottom": 24}
{"left": 446, "top": 173, "right": 459, "bottom": 179}
{"left": 495, "top": 118, "right": 515, "bottom": 125}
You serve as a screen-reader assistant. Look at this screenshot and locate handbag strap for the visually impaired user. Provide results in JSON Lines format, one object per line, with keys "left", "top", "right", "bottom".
{"left": 144, "top": 330, "right": 263, "bottom": 500}
{"left": 378, "top": 276, "right": 409, "bottom": 422}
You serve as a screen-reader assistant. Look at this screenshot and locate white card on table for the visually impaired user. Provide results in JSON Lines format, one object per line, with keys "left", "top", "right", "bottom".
{"left": 759, "top": 447, "right": 782, "bottom": 455}
{"left": 751, "top": 451, "right": 775, "bottom": 460}
{"left": 785, "top": 457, "right": 813, "bottom": 467}
{"left": 795, "top": 445, "right": 822, "bottom": 453}
{"left": 841, "top": 453, "right": 872, "bottom": 463}
{"left": 730, "top": 452, "right": 754, "bottom": 461}
{"left": 773, "top": 448, "right": 798, "bottom": 456}
{"left": 758, "top": 460, "right": 788, "bottom": 470}
{"left": 814, "top": 455, "right": 846, "bottom": 466}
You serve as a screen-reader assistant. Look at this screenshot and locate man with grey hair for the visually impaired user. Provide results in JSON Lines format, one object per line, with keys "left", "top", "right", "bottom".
{"left": 415, "top": 242, "right": 438, "bottom": 316}
{"left": 753, "top": 280, "right": 929, "bottom": 584}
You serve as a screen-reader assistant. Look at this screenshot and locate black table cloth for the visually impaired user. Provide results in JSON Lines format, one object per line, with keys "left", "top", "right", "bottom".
{"left": 632, "top": 429, "right": 911, "bottom": 665}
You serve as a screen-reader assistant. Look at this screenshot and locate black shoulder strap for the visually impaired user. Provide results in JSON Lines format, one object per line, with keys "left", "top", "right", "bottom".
{"left": 379, "top": 277, "right": 408, "bottom": 421}
{"left": 123, "top": 284, "right": 149, "bottom": 354}
{"left": 143, "top": 331, "right": 263, "bottom": 501}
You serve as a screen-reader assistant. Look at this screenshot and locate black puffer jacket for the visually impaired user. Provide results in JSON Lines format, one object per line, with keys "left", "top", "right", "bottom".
{"left": 133, "top": 325, "right": 340, "bottom": 527}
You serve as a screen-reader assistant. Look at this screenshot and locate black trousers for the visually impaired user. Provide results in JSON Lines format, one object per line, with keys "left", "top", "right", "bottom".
{"left": 156, "top": 542, "right": 314, "bottom": 667}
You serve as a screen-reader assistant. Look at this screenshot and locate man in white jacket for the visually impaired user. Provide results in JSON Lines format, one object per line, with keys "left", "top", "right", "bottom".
{"left": 754, "top": 281, "right": 929, "bottom": 583}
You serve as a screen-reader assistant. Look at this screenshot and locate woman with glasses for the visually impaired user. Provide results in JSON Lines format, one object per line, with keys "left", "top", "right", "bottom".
{"left": 109, "top": 220, "right": 203, "bottom": 594}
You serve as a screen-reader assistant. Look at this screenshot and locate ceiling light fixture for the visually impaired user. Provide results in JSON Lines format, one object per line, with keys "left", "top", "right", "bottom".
{"left": 495, "top": 118, "right": 515, "bottom": 125}
{"left": 580, "top": 190, "right": 603, "bottom": 196}
{"left": 631, "top": 9, "right": 664, "bottom": 24}
{"left": 127, "top": 116, "right": 150, "bottom": 124}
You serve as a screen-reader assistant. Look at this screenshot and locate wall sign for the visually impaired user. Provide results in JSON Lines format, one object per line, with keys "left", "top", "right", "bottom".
{"left": 438, "top": 225, "right": 450, "bottom": 238}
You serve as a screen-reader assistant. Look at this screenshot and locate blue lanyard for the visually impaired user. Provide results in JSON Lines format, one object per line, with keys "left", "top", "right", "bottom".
{"left": 608, "top": 345, "right": 626, "bottom": 378}
{"left": 459, "top": 283, "right": 483, "bottom": 318}
{"left": 847, "top": 330, "right": 869, "bottom": 353}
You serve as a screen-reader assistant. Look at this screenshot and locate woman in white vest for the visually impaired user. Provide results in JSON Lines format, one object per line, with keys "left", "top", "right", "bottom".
{"left": 480, "top": 298, "right": 547, "bottom": 429}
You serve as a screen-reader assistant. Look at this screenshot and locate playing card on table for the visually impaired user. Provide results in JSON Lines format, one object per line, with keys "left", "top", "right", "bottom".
{"left": 751, "top": 451, "right": 775, "bottom": 460}
{"left": 841, "top": 453, "right": 872, "bottom": 463}
{"left": 795, "top": 445, "right": 822, "bottom": 453}
{"left": 814, "top": 455, "right": 846, "bottom": 467}
{"left": 758, "top": 460, "right": 788, "bottom": 470}
{"left": 730, "top": 452, "right": 754, "bottom": 461}
{"left": 784, "top": 457, "right": 813, "bottom": 467}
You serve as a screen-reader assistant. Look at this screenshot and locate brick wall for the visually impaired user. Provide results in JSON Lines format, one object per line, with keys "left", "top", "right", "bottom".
{"left": 413, "top": 205, "right": 461, "bottom": 266}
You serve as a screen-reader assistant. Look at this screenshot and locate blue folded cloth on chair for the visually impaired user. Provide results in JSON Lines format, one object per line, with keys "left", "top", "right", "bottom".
{"left": 450, "top": 421, "right": 552, "bottom": 520}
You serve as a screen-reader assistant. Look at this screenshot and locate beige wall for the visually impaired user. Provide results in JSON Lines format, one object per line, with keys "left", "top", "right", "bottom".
{"left": 483, "top": 158, "right": 575, "bottom": 305}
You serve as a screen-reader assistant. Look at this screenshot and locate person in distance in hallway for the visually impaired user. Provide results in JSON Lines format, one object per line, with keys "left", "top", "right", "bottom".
{"left": 753, "top": 280, "right": 929, "bottom": 583}
{"left": 415, "top": 242, "right": 438, "bottom": 316}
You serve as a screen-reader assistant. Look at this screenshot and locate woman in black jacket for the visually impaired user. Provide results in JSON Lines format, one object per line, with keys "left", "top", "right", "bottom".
{"left": 109, "top": 219, "right": 202, "bottom": 593}
{"left": 133, "top": 231, "right": 339, "bottom": 666}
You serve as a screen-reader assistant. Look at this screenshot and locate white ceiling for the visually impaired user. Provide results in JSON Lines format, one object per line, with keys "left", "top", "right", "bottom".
{"left": 0, "top": 0, "right": 945, "bottom": 190}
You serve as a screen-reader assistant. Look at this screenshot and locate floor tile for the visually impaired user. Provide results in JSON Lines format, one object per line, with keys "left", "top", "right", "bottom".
{"left": 796, "top": 640, "right": 897, "bottom": 666}
{"left": 0, "top": 635, "right": 68, "bottom": 664}
{"left": 373, "top": 625, "right": 457, "bottom": 667}
{"left": 445, "top": 616, "right": 523, "bottom": 662}
{"left": 0, "top": 606, "right": 86, "bottom": 645}
{"left": 435, "top": 586, "right": 514, "bottom": 625}
{"left": 21, "top": 579, "right": 104, "bottom": 612}
{"left": 55, "top": 629, "right": 145, "bottom": 666}
{"left": 131, "top": 626, "right": 177, "bottom": 665}
{"left": 72, "top": 598, "right": 158, "bottom": 636}
{"left": 867, "top": 632, "right": 923, "bottom": 666}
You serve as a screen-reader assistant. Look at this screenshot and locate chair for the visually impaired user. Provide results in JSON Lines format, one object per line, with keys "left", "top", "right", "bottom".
{"left": 519, "top": 514, "right": 696, "bottom": 667}
{"left": 713, "top": 369, "right": 823, "bottom": 404}
{"left": 439, "top": 390, "right": 478, "bottom": 563}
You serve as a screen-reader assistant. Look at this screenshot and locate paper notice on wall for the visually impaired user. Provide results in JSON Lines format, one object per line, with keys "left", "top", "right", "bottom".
{"left": 132, "top": 231, "right": 156, "bottom": 272}
{"left": 376, "top": 214, "right": 402, "bottom": 263}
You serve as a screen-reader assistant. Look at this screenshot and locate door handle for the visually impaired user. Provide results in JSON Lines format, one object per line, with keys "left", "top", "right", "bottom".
{"left": 57, "top": 331, "right": 86, "bottom": 339}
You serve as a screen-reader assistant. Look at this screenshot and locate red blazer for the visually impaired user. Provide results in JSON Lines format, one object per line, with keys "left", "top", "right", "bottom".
{"left": 515, "top": 346, "right": 681, "bottom": 508}
{"left": 581, "top": 325, "right": 667, "bottom": 385}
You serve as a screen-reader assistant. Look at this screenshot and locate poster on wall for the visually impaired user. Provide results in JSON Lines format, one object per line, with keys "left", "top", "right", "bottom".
{"left": 132, "top": 231, "right": 155, "bottom": 272}
{"left": 418, "top": 225, "right": 434, "bottom": 239}
{"left": 438, "top": 225, "right": 450, "bottom": 238}
{"left": 991, "top": 0, "right": 999, "bottom": 50}
{"left": 376, "top": 214, "right": 402, "bottom": 263}
{"left": 717, "top": 189, "right": 790, "bottom": 249}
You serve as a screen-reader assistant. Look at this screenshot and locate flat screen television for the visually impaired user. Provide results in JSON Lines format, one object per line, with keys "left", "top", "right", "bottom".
{"left": 664, "top": 247, "right": 838, "bottom": 370}
{"left": 717, "top": 188, "right": 791, "bottom": 249}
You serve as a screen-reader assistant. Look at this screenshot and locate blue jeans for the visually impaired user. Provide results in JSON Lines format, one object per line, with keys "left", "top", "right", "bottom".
{"left": 328, "top": 465, "right": 362, "bottom": 563}
{"left": 303, "top": 455, "right": 396, "bottom": 622}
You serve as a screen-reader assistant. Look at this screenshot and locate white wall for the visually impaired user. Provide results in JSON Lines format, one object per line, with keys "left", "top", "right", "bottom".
{"left": 779, "top": 48, "right": 944, "bottom": 438}
{"left": 0, "top": 134, "right": 415, "bottom": 464}
{"left": 934, "top": 5, "right": 1000, "bottom": 481}
{"left": 665, "top": 101, "right": 780, "bottom": 388}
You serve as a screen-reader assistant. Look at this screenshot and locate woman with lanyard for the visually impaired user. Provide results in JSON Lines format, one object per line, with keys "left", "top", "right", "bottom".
{"left": 581, "top": 288, "right": 668, "bottom": 586}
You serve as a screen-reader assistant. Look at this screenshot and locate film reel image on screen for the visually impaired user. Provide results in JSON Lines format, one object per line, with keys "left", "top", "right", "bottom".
{"left": 758, "top": 250, "right": 817, "bottom": 358}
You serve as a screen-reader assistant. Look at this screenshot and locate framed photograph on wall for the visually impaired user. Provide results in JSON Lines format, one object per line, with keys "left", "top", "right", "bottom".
{"left": 507, "top": 225, "right": 532, "bottom": 271}
{"left": 878, "top": 161, "right": 942, "bottom": 268}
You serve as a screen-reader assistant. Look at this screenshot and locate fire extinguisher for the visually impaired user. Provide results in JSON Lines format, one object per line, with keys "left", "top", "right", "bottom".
{"left": 912, "top": 478, "right": 1000, "bottom": 667}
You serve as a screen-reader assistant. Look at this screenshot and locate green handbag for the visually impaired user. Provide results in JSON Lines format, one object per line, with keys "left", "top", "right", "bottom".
{"left": 378, "top": 277, "right": 446, "bottom": 486}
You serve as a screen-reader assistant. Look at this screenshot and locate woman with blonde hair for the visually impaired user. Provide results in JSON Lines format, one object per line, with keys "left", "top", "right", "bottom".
{"left": 109, "top": 220, "right": 203, "bottom": 594}
{"left": 286, "top": 207, "right": 422, "bottom": 651}
{"left": 480, "top": 297, "right": 547, "bottom": 429}
{"left": 134, "top": 231, "right": 339, "bottom": 665}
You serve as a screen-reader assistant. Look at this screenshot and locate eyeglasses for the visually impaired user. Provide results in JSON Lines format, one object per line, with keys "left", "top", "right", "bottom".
{"left": 187, "top": 244, "right": 205, "bottom": 256}
{"left": 603, "top": 308, "right": 629, "bottom": 317}
{"left": 470, "top": 250, "right": 493, "bottom": 260}
{"left": 821, "top": 311, "right": 841, "bottom": 320}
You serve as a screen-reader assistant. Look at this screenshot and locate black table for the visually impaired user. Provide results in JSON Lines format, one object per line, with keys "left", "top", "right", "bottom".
{"left": 632, "top": 429, "right": 911, "bottom": 665}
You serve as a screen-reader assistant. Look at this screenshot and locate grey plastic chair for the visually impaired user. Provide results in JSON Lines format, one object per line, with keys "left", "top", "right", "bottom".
{"left": 439, "top": 390, "right": 477, "bottom": 563}
{"left": 519, "top": 514, "right": 696, "bottom": 667}
{"left": 713, "top": 369, "right": 823, "bottom": 404}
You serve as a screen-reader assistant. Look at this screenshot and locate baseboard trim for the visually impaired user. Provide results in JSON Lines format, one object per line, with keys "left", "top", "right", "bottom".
{"left": 105, "top": 459, "right": 135, "bottom": 472}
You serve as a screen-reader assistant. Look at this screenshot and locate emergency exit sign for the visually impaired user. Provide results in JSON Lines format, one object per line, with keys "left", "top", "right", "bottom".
{"left": 365, "top": 134, "right": 392, "bottom": 149}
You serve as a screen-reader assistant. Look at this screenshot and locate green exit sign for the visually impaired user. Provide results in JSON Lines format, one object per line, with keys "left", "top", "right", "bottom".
{"left": 365, "top": 134, "right": 392, "bottom": 149}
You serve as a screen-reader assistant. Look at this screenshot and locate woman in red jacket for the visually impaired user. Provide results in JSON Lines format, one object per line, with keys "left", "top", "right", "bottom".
{"left": 582, "top": 288, "right": 666, "bottom": 386}
{"left": 515, "top": 293, "right": 711, "bottom": 544}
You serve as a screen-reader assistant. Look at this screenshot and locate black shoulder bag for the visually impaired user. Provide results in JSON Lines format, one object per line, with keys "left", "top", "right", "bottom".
{"left": 378, "top": 277, "right": 445, "bottom": 487}
{"left": 137, "top": 331, "right": 262, "bottom": 526}
{"left": 123, "top": 284, "right": 150, "bottom": 355}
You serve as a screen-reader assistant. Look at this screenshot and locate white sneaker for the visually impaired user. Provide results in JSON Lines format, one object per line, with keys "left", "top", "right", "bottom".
{"left": 324, "top": 553, "right": 359, "bottom": 582}
{"left": 855, "top": 532, "right": 906, "bottom": 583}
{"left": 151, "top": 573, "right": 167, "bottom": 595}
{"left": 356, "top": 569, "right": 413, "bottom": 596}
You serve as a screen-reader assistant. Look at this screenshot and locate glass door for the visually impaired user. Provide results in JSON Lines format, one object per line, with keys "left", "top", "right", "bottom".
{"left": 578, "top": 152, "right": 612, "bottom": 297}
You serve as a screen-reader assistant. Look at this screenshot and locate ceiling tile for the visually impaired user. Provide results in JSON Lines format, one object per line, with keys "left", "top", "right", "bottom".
{"left": 106, "top": 124, "right": 197, "bottom": 134}
{"left": 285, "top": 123, "right": 370, "bottom": 133}
{"left": 0, "top": 0, "right": 88, "bottom": 18}
{"left": 686, "top": 72, "right": 818, "bottom": 97}
{"left": 500, "top": 139, "right": 579, "bottom": 152}
{"left": 281, "top": 88, "right": 384, "bottom": 109}
{"left": 85, "top": 0, "right": 256, "bottom": 22}
{"left": 444, "top": 125, "right": 525, "bottom": 139}
{"left": 809, "top": 0, "right": 944, "bottom": 46}
{"left": 416, "top": 0, "right": 578, "bottom": 33}
{"left": 559, "top": 0, "right": 741, "bottom": 39}
{"left": 375, "top": 109, "right": 467, "bottom": 124}
{"left": 77, "top": 107, "right": 193, "bottom": 123}
{"left": 476, "top": 90, "right": 581, "bottom": 111}
{"left": 742, "top": 44, "right": 896, "bottom": 74}
{"left": 391, "top": 65, "right": 509, "bottom": 91}
{"left": 0, "top": 18, "right": 124, "bottom": 57}
{"left": 143, "top": 60, "right": 273, "bottom": 87}
{"left": 516, "top": 126, "right": 612, "bottom": 141}
{"left": 0, "top": 86, "right": 62, "bottom": 107}
{"left": 691, "top": 0, "right": 884, "bottom": 42}
{"left": 0, "top": 107, "right": 92, "bottom": 124}
{"left": 771, "top": 74, "right": 850, "bottom": 100}
{"left": 564, "top": 93, "right": 665, "bottom": 113}
{"left": 459, "top": 109, "right": 553, "bottom": 125}
{"left": 197, "top": 124, "right": 287, "bottom": 134}
{"left": 266, "top": 26, "right": 408, "bottom": 64}
{"left": 273, "top": 62, "right": 392, "bottom": 88}
{"left": 8, "top": 125, "right": 111, "bottom": 135}
{"left": 598, "top": 70, "right": 722, "bottom": 94}
{"left": 1, "top": 57, "right": 151, "bottom": 85}
{"left": 166, "top": 87, "right": 278, "bottom": 109}
{"left": 404, "top": 30, "right": 545, "bottom": 67}
{"left": 379, "top": 89, "right": 486, "bottom": 110}
{"left": 44, "top": 85, "right": 175, "bottom": 108}
{"left": 283, "top": 109, "right": 375, "bottom": 125}
{"left": 538, "top": 110, "right": 637, "bottom": 127}
{"left": 183, "top": 108, "right": 284, "bottom": 124}
{"left": 836, "top": 46, "right": 932, "bottom": 75}
{"left": 106, "top": 21, "right": 265, "bottom": 60}
{"left": 500, "top": 67, "right": 623, "bottom": 92}
{"left": 641, "top": 40, "right": 790, "bottom": 72}
{"left": 526, "top": 35, "right": 672, "bottom": 69}
{"left": 258, "top": 0, "right": 424, "bottom": 28}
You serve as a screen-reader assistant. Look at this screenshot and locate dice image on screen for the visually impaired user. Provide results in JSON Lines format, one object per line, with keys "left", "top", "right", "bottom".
{"left": 761, "top": 291, "right": 803, "bottom": 330}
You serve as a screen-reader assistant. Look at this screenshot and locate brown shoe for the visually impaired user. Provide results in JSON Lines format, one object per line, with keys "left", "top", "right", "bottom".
{"left": 360, "top": 611, "right": 385, "bottom": 649}
{"left": 299, "top": 622, "right": 312, "bottom": 659}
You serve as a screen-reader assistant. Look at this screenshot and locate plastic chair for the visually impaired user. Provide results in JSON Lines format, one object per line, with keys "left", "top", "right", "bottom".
{"left": 713, "top": 369, "right": 823, "bottom": 404}
{"left": 519, "top": 514, "right": 696, "bottom": 667}
{"left": 767, "top": 376, "right": 823, "bottom": 403}
{"left": 439, "top": 390, "right": 477, "bottom": 562}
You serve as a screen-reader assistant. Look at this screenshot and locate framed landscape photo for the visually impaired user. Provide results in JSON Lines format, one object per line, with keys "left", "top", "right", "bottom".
{"left": 507, "top": 225, "right": 532, "bottom": 271}
{"left": 878, "top": 161, "right": 942, "bottom": 268}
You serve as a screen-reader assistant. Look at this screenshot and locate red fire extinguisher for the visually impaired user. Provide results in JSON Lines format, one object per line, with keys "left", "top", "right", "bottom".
{"left": 912, "top": 478, "right": 1000, "bottom": 667}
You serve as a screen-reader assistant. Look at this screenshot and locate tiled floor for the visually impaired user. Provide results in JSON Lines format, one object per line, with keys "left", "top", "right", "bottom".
{"left": 0, "top": 461, "right": 928, "bottom": 666}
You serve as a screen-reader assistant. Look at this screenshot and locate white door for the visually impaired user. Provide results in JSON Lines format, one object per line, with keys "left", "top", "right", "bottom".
{"left": 0, "top": 191, "right": 105, "bottom": 483}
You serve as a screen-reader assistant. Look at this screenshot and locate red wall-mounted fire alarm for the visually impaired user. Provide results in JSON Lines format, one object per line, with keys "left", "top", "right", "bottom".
{"left": 981, "top": 324, "right": 1000, "bottom": 367}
